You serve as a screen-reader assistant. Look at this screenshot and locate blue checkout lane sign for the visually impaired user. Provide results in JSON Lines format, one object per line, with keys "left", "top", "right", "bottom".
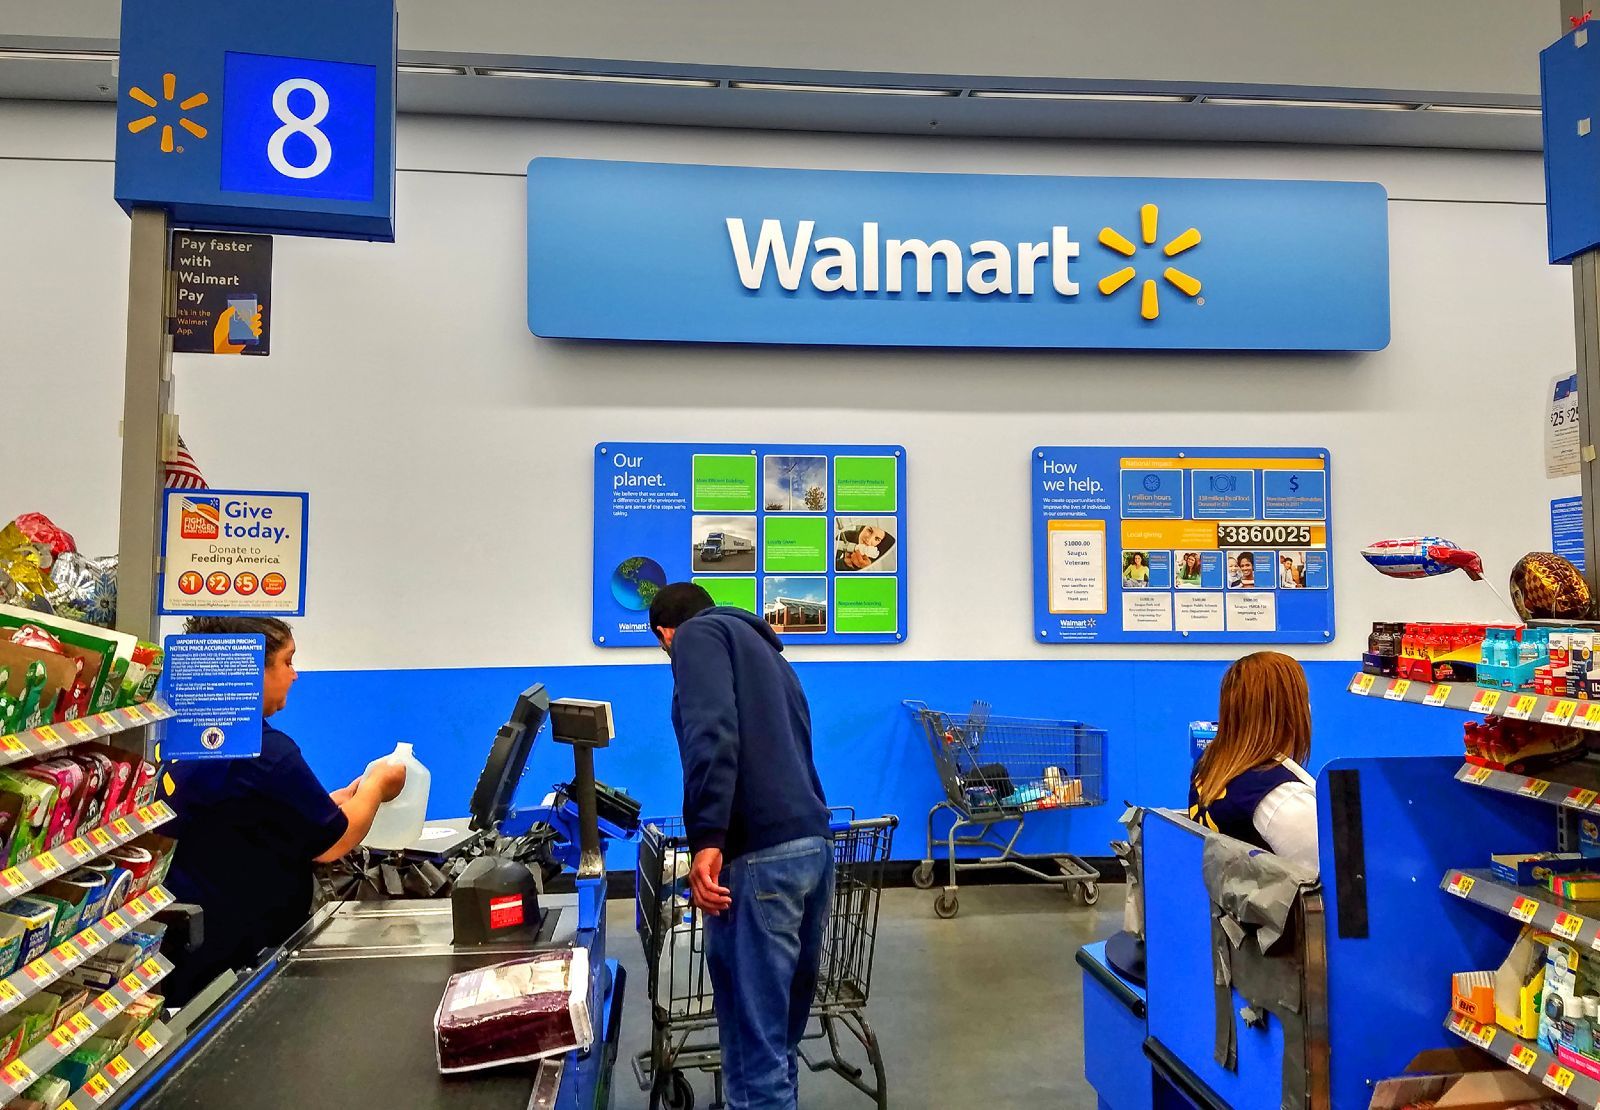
{"left": 1554, "top": 495, "right": 1587, "bottom": 574}
{"left": 160, "top": 634, "right": 265, "bottom": 761}
{"left": 114, "top": 0, "right": 396, "bottom": 240}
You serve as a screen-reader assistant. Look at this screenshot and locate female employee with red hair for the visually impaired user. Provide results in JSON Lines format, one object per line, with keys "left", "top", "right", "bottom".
{"left": 1188, "top": 651, "right": 1319, "bottom": 874}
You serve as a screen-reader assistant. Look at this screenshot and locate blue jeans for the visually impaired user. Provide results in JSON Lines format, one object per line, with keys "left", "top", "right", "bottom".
{"left": 705, "top": 836, "right": 833, "bottom": 1110}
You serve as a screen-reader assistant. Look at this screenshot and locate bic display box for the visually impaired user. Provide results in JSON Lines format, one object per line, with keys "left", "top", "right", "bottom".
{"left": 1489, "top": 852, "right": 1583, "bottom": 886}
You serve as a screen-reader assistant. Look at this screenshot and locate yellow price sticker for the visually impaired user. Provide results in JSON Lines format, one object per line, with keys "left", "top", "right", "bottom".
{"left": 1506, "top": 694, "right": 1540, "bottom": 721}
{"left": 88, "top": 829, "right": 113, "bottom": 850}
{"left": 136, "top": 806, "right": 156, "bottom": 824}
{"left": 0, "top": 981, "right": 22, "bottom": 1008}
{"left": 1384, "top": 678, "right": 1412, "bottom": 701}
{"left": 1472, "top": 689, "right": 1503, "bottom": 713}
{"left": 52, "top": 941, "right": 79, "bottom": 964}
{"left": 0, "top": 736, "right": 22, "bottom": 757}
{"left": 64, "top": 838, "right": 91, "bottom": 860}
{"left": 85, "top": 1074, "right": 111, "bottom": 1099}
{"left": 1519, "top": 778, "right": 1551, "bottom": 799}
{"left": 150, "top": 887, "right": 172, "bottom": 907}
{"left": 1512, "top": 895, "right": 1541, "bottom": 922}
{"left": 0, "top": 867, "right": 27, "bottom": 893}
{"left": 1351, "top": 673, "right": 1377, "bottom": 695}
{"left": 105, "top": 1056, "right": 130, "bottom": 1081}
{"left": 94, "top": 712, "right": 117, "bottom": 729}
{"left": 46, "top": 1027, "right": 73, "bottom": 1051}
{"left": 1464, "top": 765, "right": 1493, "bottom": 785}
{"left": 135, "top": 1030, "right": 158, "bottom": 1053}
{"left": 1424, "top": 683, "right": 1453, "bottom": 707}
{"left": 3, "top": 1060, "right": 37, "bottom": 1089}
{"left": 112, "top": 818, "right": 134, "bottom": 839}
{"left": 33, "top": 725, "right": 62, "bottom": 746}
{"left": 153, "top": 801, "right": 173, "bottom": 820}
{"left": 1510, "top": 1042, "right": 1538, "bottom": 1073}
{"left": 60, "top": 1100, "right": 79, "bottom": 1110}
{"left": 70, "top": 1012, "right": 92, "bottom": 1034}
{"left": 117, "top": 974, "right": 139, "bottom": 995}
{"left": 1556, "top": 911, "right": 1586, "bottom": 940}
{"left": 124, "top": 898, "right": 147, "bottom": 917}
{"left": 1546, "top": 1064, "right": 1577, "bottom": 1095}
{"left": 1449, "top": 874, "right": 1476, "bottom": 898}
{"left": 97, "top": 990, "right": 123, "bottom": 1013}
{"left": 33, "top": 851, "right": 60, "bottom": 874}
{"left": 103, "top": 912, "right": 127, "bottom": 933}
{"left": 66, "top": 719, "right": 94, "bottom": 739}
{"left": 1586, "top": 703, "right": 1600, "bottom": 729}
{"left": 23, "top": 958, "right": 51, "bottom": 982}
{"left": 119, "top": 705, "right": 144, "bottom": 723}
{"left": 1547, "top": 700, "right": 1579, "bottom": 725}
{"left": 1568, "top": 788, "right": 1600, "bottom": 810}
{"left": 141, "top": 956, "right": 162, "bottom": 977}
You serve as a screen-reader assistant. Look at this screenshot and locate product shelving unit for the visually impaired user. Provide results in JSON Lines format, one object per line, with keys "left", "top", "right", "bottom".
{"left": 0, "top": 887, "right": 173, "bottom": 1019}
{"left": 0, "top": 702, "right": 173, "bottom": 771}
{"left": 1352, "top": 672, "right": 1600, "bottom": 1105}
{"left": 59, "top": 1020, "right": 170, "bottom": 1110}
{"left": 0, "top": 803, "right": 174, "bottom": 906}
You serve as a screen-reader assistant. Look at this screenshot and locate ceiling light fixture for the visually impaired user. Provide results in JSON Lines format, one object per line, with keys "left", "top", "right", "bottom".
{"left": 1423, "top": 103, "right": 1541, "bottom": 116}
{"left": 1203, "top": 95, "right": 1420, "bottom": 111}
{"left": 730, "top": 80, "right": 959, "bottom": 97}
{"left": 476, "top": 68, "right": 717, "bottom": 87}
{"left": 970, "top": 90, "right": 1192, "bottom": 103}
{"left": 0, "top": 49, "right": 117, "bottom": 63}
{"left": 398, "top": 63, "right": 468, "bottom": 76}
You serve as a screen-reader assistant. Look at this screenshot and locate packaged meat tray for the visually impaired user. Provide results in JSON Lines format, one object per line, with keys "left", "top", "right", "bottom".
{"left": 434, "top": 949, "right": 592, "bottom": 1074}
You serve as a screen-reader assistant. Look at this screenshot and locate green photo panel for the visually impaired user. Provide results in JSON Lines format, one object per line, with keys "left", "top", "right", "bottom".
{"left": 693, "top": 454, "right": 758, "bottom": 512}
{"left": 694, "top": 576, "right": 758, "bottom": 614}
{"left": 834, "top": 456, "right": 898, "bottom": 513}
{"left": 835, "top": 577, "right": 899, "bottom": 634}
{"left": 764, "top": 516, "right": 828, "bottom": 572}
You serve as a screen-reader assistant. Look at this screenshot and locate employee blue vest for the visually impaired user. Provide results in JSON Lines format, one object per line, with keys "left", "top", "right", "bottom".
{"left": 1188, "top": 762, "right": 1299, "bottom": 851}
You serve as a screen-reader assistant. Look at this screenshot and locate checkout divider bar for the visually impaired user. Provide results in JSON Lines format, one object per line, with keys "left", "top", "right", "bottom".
{"left": 0, "top": 803, "right": 175, "bottom": 912}
{"left": 0, "top": 703, "right": 173, "bottom": 772}
{"left": 0, "top": 954, "right": 172, "bottom": 1097}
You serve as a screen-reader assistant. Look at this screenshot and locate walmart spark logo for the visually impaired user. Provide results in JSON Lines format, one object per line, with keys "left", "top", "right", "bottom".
{"left": 1097, "top": 204, "right": 1202, "bottom": 321}
{"left": 126, "top": 73, "right": 209, "bottom": 155}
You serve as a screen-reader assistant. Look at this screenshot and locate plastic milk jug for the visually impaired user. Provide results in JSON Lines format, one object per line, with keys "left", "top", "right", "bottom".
{"left": 362, "top": 742, "right": 431, "bottom": 850}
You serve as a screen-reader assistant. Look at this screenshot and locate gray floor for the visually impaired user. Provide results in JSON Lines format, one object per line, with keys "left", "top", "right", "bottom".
{"left": 608, "top": 883, "right": 1123, "bottom": 1109}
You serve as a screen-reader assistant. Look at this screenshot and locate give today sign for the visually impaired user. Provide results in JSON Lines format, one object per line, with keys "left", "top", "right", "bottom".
{"left": 527, "top": 158, "right": 1390, "bottom": 352}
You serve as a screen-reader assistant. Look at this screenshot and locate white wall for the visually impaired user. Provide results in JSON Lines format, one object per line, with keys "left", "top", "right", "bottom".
{"left": 0, "top": 101, "right": 1579, "bottom": 673}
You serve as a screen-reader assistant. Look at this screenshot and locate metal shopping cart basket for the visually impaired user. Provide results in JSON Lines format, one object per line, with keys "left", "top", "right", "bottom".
{"left": 905, "top": 699, "right": 1105, "bottom": 918}
{"left": 633, "top": 813, "right": 897, "bottom": 1110}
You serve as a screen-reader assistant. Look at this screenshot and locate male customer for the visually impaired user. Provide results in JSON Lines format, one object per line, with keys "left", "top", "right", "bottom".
{"left": 161, "top": 616, "right": 406, "bottom": 1005}
{"left": 650, "top": 583, "right": 832, "bottom": 1110}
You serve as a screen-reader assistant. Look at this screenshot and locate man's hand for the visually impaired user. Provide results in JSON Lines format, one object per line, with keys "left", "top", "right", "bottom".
{"left": 368, "top": 762, "right": 407, "bottom": 802}
{"left": 688, "top": 848, "right": 731, "bottom": 914}
{"left": 329, "top": 776, "right": 362, "bottom": 806}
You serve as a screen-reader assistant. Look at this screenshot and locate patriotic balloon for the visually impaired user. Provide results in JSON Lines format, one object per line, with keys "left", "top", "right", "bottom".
{"left": 1361, "top": 537, "right": 1484, "bottom": 581}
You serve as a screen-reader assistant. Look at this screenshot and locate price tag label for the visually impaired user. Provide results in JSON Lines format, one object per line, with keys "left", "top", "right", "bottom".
{"left": 66, "top": 719, "right": 94, "bottom": 739}
{"left": 33, "top": 725, "right": 63, "bottom": 748}
{"left": 47, "top": 1026, "right": 74, "bottom": 1051}
{"left": 1472, "top": 689, "right": 1503, "bottom": 714}
{"left": 0, "top": 736, "right": 22, "bottom": 758}
{"left": 1425, "top": 683, "right": 1453, "bottom": 707}
{"left": 3, "top": 1059, "right": 37, "bottom": 1090}
{"left": 96, "top": 990, "right": 121, "bottom": 1014}
{"left": 24, "top": 958, "right": 51, "bottom": 982}
{"left": 149, "top": 887, "right": 172, "bottom": 908}
{"left": 85, "top": 1074, "right": 112, "bottom": 1102}
{"left": 105, "top": 1056, "right": 131, "bottom": 1081}
{"left": 124, "top": 897, "right": 147, "bottom": 917}
{"left": 60, "top": 1100, "right": 79, "bottom": 1110}
{"left": 119, "top": 705, "right": 144, "bottom": 723}
{"left": 1509, "top": 1041, "right": 1538, "bottom": 1073}
{"left": 1474, "top": 1025, "right": 1496, "bottom": 1047}
{"left": 1463, "top": 765, "right": 1493, "bottom": 785}
{"left": 1556, "top": 912, "right": 1586, "bottom": 940}
{"left": 136, "top": 806, "right": 156, "bottom": 824}
{"left": 1449, "top": 873, "right": 1477, "bottom": 897}
{"left": 63, "top": 838, "right": 91, "bottom": 861}
{"left": 0, "top": 981, "right": 22, "bottom": 1010}
{"left": 1507, "top": 694, "right": 1541, "bottom": 721}
{"left": 0, "top": 869, "right": 27, "bottom": 896}
{"left": 135, "top": 1030, "right": 159, "bottom": 1053}
{"left": 88, "top": 828, "right": 113, "bottom": 850}
{"left": 118, "top": 974, "right": 139, "bottom": 995}
{"left": 1350, "top": 673, "right": 1377, "bottom": 695}
{"left": 152, "top": 801, "right": 173, "bottom": 820}
{"left": 77, "top": 927, "right": 105, "bottom": 953}
{"left": 141, "top": 956, "right": 162, "bottom": 977}
{"left": 1585, "top": 703, "right": 1600, "bottom": 731}
{"left": 1384, "top": 678, "right": 1412, "bottom": 701}
{"left": 52, "top": 941, "right": 80, "bottom": 964}
{"left": 103, "top": 912, "right": 127, "bottom": 933}
{"left": 33, "top": 851, "right": 60, "bottom": 875}
{"left": 1546, "top": 700, "right": 1580, "bottom": 726}
{"left": 1566, "top": 789, "right": 1600, "bottom": 810}
{"left": 1512, "top": 895, "right": 1542, "bottom": 922}
{"left": 94, "top": 712, "right": 117, "bottom": 729}
{"left": 112, "top": 818, "right": 134, "bottom": 839}
{"left": 1546, "top": 1064, "right": 1577, "bottom": 1095}
{"left": 69, "top": 1012, "right": 91, "bottom": 1037}
{"left": 1519, "top": 778, "right": 1552, "bottom": 799}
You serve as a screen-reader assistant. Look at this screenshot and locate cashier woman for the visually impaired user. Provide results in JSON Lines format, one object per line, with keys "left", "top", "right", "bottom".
{"left": 160, "top": 617, "right": 406, "bottom": 1005}
{"left": 1187, "top": 651, "right": 1319, "bottom": 874}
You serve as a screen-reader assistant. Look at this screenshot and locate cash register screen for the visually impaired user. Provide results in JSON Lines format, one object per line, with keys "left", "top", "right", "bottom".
{"left": 469, "top": 682, "right": 550, "bottom": 832}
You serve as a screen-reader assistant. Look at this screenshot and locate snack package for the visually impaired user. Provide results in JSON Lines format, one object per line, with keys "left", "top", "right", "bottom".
{"left": 42, "top": 982, "right": 90, "bottom": 1028}
{"left": 18, "top": 761, "right": 83, "bottom": 851}
{"left": 434, "top": 949, "right": 593, "bottom": 1074}
{"left": 20, "top": 1074, "right": 70, "bottom": 1110}
{"left": 0, "top": 771, "right": 58, "bottom": 866}
{"left": 0, "top": 899, "right": 57, "bottom": 968}
{"left": 105, "top": 848, "right": 154, "bottom": 898}
{"left": 13, "top": 989, "right": 60, "bottom": 1054}
{"left": 125, "top": 761, "right": 158, "bottom": 816}
{"left": 69, "top": 753, "right": 114, "bottom": 840}
{"left": 77, "top": 745, "right": 136, "bottom": 825}
{"left": 118, "top": 642, "right": 163, "bottom": 707}
{"left": 131, "top": 833, "right": 176, "bottom": 893}
{"left": 99, "top": 993, "right": 159, "bottom": 1052}
{"left": 51, "top": 1035, "right": 116, "bottom": 1089}
{"left": 0, "top": 915, "right": 26, "bottom": 979}
{"left": 0, "top": 605, "right": 134, "bottom": 714}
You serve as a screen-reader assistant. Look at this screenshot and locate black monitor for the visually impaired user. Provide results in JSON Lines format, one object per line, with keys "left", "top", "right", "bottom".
{"left": 469, "top": 683, "right": 550, "bottom": 832}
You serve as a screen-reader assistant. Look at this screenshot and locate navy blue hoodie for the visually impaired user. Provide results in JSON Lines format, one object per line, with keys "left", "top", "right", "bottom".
{"left": 669, "top": 606, "right": 829, "bottom": 860}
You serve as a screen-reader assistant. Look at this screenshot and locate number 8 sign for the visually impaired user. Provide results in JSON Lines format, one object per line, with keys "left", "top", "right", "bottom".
{"left": 221, "top": 53, "right": 377, "bottom": 202}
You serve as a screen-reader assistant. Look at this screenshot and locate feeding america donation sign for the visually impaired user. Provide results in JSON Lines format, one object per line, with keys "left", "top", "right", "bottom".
{"left": 160, "top": 490, "right": 309, "bottom": 616}
{"left": 526, "top": 159, "right": 1389, "bottom": 351}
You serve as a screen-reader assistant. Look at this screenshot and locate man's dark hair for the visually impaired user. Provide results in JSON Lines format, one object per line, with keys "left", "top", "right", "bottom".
{"left": 184, "top": 616, "right": 294, "bottom": 658}
{"left": 649, "top": 582, "right": 715, "bottom": 635}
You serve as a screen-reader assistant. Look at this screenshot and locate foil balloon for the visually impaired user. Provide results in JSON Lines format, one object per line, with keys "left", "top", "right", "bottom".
{"left": 1362, "top": 537, "right": 1484, "bottom": 581}
{"left": 1510, "top": 552, "right": 1591, "bottom": 621}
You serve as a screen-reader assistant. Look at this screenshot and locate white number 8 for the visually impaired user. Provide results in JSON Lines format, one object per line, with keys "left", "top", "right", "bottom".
{"left": 268, "top": 78, "right": 333, "bottom": 180}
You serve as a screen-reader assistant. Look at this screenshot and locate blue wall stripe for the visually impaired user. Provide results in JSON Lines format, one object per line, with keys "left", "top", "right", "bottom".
{"left": 274, "top": 659, "right": 1461, "bottom": 867}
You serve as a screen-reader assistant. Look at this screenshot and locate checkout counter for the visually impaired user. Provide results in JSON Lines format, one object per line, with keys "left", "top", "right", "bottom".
{"left": 1076, "top": 755, "right": 1549, "bottom": 1109}
{"left": 116, "top": 684, "right": 632, "bottom": 1110}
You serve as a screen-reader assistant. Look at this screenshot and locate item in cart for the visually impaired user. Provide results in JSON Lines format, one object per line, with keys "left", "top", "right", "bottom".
{"left": 0, "top": 771, "right": 57, "bottom": 867}
{"left": 17, "top": 762, "right": 82, "bottom": 852}
{"left": 434, "top": 949, "right": 593, "bottom": 1074}
{"left": 1512, "top": 552, "right": 1593, "bottom": 621}
{"left": 1361, "top": 537, "right": 1485, "bottom": 581}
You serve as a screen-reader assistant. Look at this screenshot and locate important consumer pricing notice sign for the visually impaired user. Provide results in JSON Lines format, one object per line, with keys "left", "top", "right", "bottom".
{"left": 170, "top": 232, "right": 272, "bottom": 356}
{"left": 160, "top": 490, "right": 308, "bottom": 616}
{"left": 160, "top": 633, "right": 264, "bottom": 760}
{"left": 1032, "top": 447, "right": 1334, "bottom": 644}
{"left": 593, "top": 443, "right": 907, "bottom": 648}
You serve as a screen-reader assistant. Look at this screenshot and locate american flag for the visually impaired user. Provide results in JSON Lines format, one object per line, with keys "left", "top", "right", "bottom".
{"left": 164, "top": 435, "right": 209, "bottom": 490}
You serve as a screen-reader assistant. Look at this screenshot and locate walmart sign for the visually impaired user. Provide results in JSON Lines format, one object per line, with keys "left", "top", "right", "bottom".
{"left": 526, "top": 159, "right": 1389, "bottom": 351}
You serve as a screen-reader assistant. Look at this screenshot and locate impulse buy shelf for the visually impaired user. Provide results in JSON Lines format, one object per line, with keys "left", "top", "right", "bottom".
{"left": 0, "top": 702, "right": 172, "bottom": 771}
{"left": 59, "top": 1019, "right": 169, "bottom": 1110}
{"left": 1446, "top": 1012, "right": 1598, "bottom": 1103}
{"left": 0, "top": 954, "right": 171, "bottom": 1098}
{"left": 1347, "top": 672, "right": 1600, "bottom": 727}
{"left": 1442, "top": 868, "right": 1600, "bottom": 950}
{"left": 0, "top": 804, "right": 174, "bottom": 909}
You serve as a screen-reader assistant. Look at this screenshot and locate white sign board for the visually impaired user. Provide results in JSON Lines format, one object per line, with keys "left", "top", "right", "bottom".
{"left": 1548, "top": 371, "right": 1581, "bottom": 480}
{"left": 160, "top": 490, "right": 308, "bottom": 616}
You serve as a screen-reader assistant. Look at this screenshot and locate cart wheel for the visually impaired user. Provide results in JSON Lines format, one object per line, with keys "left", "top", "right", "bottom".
{"left": 653, "top": 1070, "right": 694, "bottom": 1110}
{"left": 1079, "top": 881, "right": 1100, "bottom": 906}
{"left": 911, "top": 861, "right": 936, "bottom": 889}
{"left": 934, "top": 891, "right": 960, "bottom": 919}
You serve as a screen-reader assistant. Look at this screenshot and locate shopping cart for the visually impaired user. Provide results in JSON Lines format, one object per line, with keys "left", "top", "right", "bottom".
{"left": 633, "top": 813, "right": 897, "bottom": 1110}
{"left": 905, "top": 699, "right": 1105, "bottom": 918}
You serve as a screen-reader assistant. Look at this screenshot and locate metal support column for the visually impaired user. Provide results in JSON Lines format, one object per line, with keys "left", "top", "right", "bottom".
{"left": 1562, "top": 3, "right": 1600, "bottom": 593}
{"left": 116, "top": 207, "right": 174, "bottom": 644}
